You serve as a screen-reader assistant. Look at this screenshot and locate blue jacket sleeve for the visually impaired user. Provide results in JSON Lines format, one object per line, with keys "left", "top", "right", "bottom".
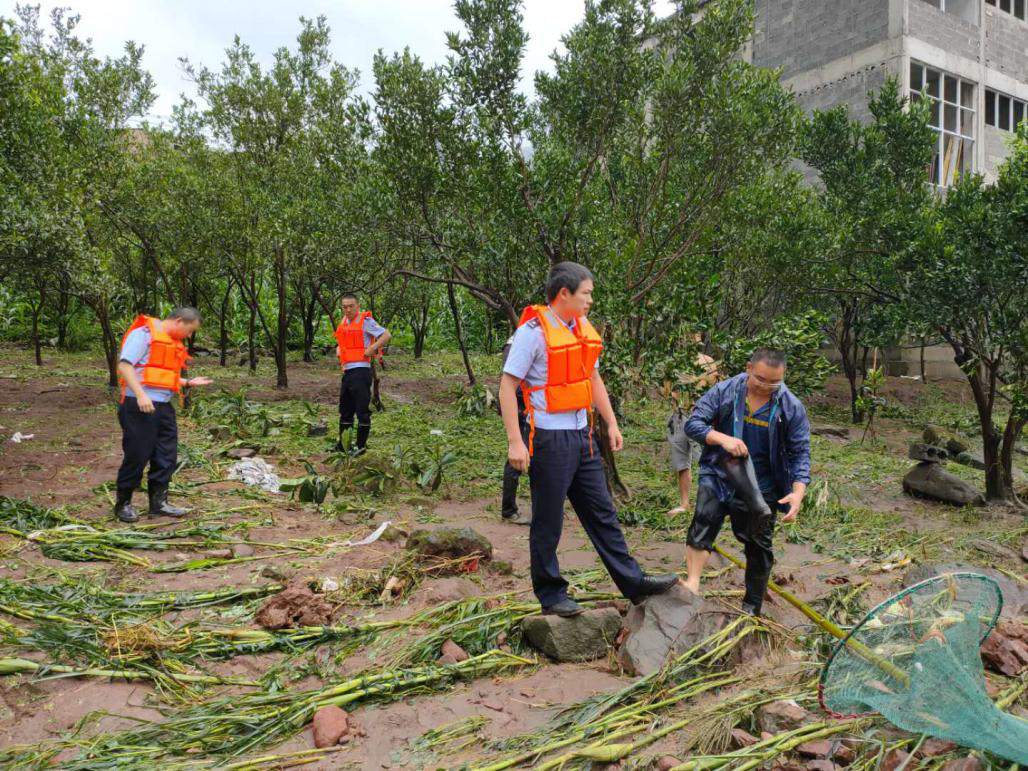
{"left": 684, "top": 381, "right": 725, "bottom": 444}
{"left": 785, "top": 399, "right": 812, "bottom": 485}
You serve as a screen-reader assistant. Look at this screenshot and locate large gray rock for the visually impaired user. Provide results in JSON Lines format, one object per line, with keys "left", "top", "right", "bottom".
{"left": 405, "top": 527, "right": 493, "bottom": 561}
{"left": 617, "top": 584, "right": 731, "bottom": 676}
{"left": 902, "top": 462, "right": 985, "bottom": 506}
{"left": 521, "top": 607, "right": 622, "bottom": 662}
{"left": 903, "top": 563, "right": 1028, "bottom": 620}
{"left": 908, "top": 443, "right": 948, "bottom": 463}
{"left": 951, "top": 450, "right": 986, "bottom": 471}
{"left": 945, "top": 437, "right": 969, "bottom": 456}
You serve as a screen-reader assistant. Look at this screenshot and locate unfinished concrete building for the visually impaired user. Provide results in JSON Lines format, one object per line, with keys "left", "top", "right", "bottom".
{"left": 749, "top": 0, "right": 1028, "bottom": 185}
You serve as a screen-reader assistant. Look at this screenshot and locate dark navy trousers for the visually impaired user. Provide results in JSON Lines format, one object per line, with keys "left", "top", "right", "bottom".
{"left": 116, "top": 397, "right": 178, "bottom": 491}
{"left": 528, "top": 427, "right": 645, "bottom": 607}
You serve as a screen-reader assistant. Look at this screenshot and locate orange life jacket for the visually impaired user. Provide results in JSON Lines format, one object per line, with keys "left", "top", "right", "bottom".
{"left": 335, "top": 311, "right": 373, "bottom": 366}
{"left": 518, "top": 305, "right": 603, "bottom": 454}
{"left": 118, "top": 315, "right": 190, "bottom": 402}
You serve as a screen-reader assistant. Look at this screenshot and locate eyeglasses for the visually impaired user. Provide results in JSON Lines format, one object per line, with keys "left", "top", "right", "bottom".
{"left": 750, "top": 373, "right": 783, "bottom": 390}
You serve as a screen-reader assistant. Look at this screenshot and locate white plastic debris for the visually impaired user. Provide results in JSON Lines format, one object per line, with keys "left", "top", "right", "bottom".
{"left": 10, "top": 432, "right": 35, "bottom": 443}
{"left": 429, "top": 429, "right": 443, "bottom": 436}
{"left": 342, "top": 520, "right": 392, "bottom": 548}
{"left": 320, "top": 577, "right": 340, "bottom": 592}
{"left": 227, "top": 457, "right": 282, "bottom": 493}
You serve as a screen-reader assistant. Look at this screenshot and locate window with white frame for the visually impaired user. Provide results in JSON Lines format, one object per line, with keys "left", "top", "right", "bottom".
{"left": 910, "top": 61, "right": 976, "bottom": 187}
{"left": 985, "top": 0, "right": 1027, "bottom": 21}
{"left": 986, "top": 89, "right": 1028, "bottom": 130}
{"left": 922, "top": 0, "right": 980, "bottom": 23}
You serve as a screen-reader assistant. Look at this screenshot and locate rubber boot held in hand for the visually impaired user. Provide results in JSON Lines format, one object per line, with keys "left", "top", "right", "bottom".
{"left": 721, "top": 454, "right": 773, "bottom": 538}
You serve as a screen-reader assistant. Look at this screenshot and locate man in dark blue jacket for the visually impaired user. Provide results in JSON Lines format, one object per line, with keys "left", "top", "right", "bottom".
{"left": 680, "top": 348, "right": 811, "bottom": 615}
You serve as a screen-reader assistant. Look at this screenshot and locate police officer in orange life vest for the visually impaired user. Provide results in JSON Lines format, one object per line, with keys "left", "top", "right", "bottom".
{"left": 114, "top": 307, "right": 212, "bottom": 523}
{"left": 334, "top": 293, "right": 391, "bottom": 455}
{"left": 498, "top": 262, "right": 679, "bottom": 617}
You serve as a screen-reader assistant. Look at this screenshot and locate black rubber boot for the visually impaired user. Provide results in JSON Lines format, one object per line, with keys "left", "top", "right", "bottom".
{"left": 114, "top": 487, "right": 140, "bottom": 524}
{"left": 355, "top": 424, "right": 370, "bottom": 455}
{"left": 500, "top": 464, "right": 520, "bottom": 519}
{"left": 721, "top": 455, "right": 774, "bottom": 538}
{"left": 148, "top": 485, "right": 189, "bottom": 518}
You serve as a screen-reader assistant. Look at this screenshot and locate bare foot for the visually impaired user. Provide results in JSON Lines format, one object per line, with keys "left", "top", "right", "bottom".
{"left": 679, "top": 579, "right": 701, "bottom": 595}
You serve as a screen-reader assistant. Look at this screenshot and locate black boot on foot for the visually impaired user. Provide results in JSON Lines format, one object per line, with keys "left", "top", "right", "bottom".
{"left": 148, "top": 485, "right": 189, "bottom": 518}
{"left": 354, "top": 424, "right": 370, "bottom": 456}
{"left": 114, "top": 488, "right": 140, "bottom": 524}
{"left": 630, "top": 573, "right": 680, "bottom": 604}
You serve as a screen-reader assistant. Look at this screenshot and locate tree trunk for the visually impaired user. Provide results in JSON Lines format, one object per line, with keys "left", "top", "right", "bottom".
{"left": 273, "top": 246, "right": 289, "bottom": 389}
{"left": 247, "top": 294, "right": 257, "bottom": 373}
{"left": 56, "top": 275, "right": 72, "bottom": 350}
{"left": 301, "top": 295, "right": 318, "bottom": 364}
{"left": 999, "top": 415, "right": 1026, "bottom": 503}
{"left": 219, "top": 280, "right": 232, "bottom": 367}
{"left": 447, "top": 281, "right": 476, "bottom": 386}
{"left": 835, "top": 305, "right": 863, "bottom": 424}
{"left": 29, "top": 298, "right": 43, "bottom": 367}
{"left": 919, "top": 337, "right": 928, "bottom": 384}
{"left": 94, "top": 303, "right": 119, "bottom": 389}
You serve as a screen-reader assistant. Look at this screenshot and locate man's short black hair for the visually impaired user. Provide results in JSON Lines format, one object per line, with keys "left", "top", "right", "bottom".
{"left": 341, "top": 292, "right": 358, "bottom": 302}
{"left": 749, "top": 348, "right": 787, "bottom": 368}
{"left": 169, "top": 306, "right": 201, "bottom": 324}
{"left": 545, "top": 262, "right": 595, "bottom": 303}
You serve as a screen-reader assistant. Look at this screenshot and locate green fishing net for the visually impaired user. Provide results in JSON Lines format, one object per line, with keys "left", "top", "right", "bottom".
{"left": 820, "top": 572, "right": 1028, "bottom": 764}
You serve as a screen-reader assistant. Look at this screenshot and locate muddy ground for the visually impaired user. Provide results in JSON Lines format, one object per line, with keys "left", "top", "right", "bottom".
{"left": 0, "top": 345, "right": 1025, "bottom": 769}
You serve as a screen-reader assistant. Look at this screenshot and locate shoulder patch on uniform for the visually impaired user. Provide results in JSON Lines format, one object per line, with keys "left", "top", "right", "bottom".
{"left": 524, "top": 319, "right": 541, "bottom": 330}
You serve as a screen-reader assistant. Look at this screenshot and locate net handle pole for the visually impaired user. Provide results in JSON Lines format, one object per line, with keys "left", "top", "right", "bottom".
{"left": 714, "top": 544, "right": 910, "bottom": 687}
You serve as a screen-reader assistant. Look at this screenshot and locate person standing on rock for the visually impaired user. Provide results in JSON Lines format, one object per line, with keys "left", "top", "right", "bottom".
{"left": 114, "top": 307, "right": 212, "bottom": 523}
{"left": 334, "top": 293, "right": 390, "bottom": 455}
{"left": 499, "top": 333, "right": 531, "bottom": 525}
{"left": 680, "top": 348, "right": 811, "bottom": 615}
{"left": 499, "top": 261, "right": 679, "bottom": 617}
{"left": 666, "top": 346, "right": 721, "bottom": 517}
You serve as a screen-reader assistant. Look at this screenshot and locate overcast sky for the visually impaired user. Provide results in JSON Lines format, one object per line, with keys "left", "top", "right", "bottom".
{"left": 3, "top": 0, "right": 676, "bottom": 124}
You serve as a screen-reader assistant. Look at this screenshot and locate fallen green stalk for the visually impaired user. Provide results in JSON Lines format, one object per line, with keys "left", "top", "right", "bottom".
{"left": 0, "top": 656, "right": 256, "bottom": 688}
{"left": 3, "top": 649, "right": 532, "bottom": 768}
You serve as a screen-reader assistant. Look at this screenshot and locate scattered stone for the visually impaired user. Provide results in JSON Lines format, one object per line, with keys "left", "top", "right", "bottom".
{"left": 945, "top": 437, "right": 969, "bottom": 456}
{"left": 521, "top": 607, "right": 622, "bottom": 662}
{"left": 306, "top": 422, "right": 328, "bottom": 437}
{"left": 969, "top": 539, "right": 1020, "bottom": 562}
{"left": 379, "top": 523, "right": 408, "bottom": 543}
{"left": 232, "top": 543, "right": 255, "bottom": 558}
{"left": 940, "top": 757, "right": 983, "bottom": 771}
{"left": 730, "top": 728, "right": 759, "bottom": 748}
{"left": 919, "top": 739, "right": 958, "bottom": 757}
{"left": 880, "top": 749, "right": 910, "bottom": 771}
{"left": 981, "top": 625, "right": 1028, "bottom": 676}
{"left": 255, "top": 583, "right": 334, "bottom": 629}
{"left": 756, "top": 700, "right": 811, "bottom": 735}
{"left": 437, "top": 653, "right": 461, "bottom": 665}
{"left": 311, "top": 705, "right": 349, "bottom": 748}
{"left": 259, "top": 564, "right": 288, "bottom": 581}
{"left": 617, "top": 584, "right": 731, "bottom": 676}
{"left": 805, "top": 761, "right": 841, "bottom": 771}
{"left": 833, "top": 744, "right": 856, "bottom": 764}
{"left": 405, "top": 527, "right": 493, "bottom": 562}
{"left": 902, "top": 462, "right": 985, "bottom": 506}
{"left": 489, "top": 559, "right": 514, "bottom": 575}
{"left": 951, "top": 450, "right": 986, "bottom": 470}
{"left": 923, "top": 425, "right": 943, "bottom": 445}
{"left": 797, "top": 741, "right": 833, "bottom": 758}
{"left": 811, "top": 425, "right": 850, "bottom": 439}
{"left": 226, "top": 447, "right": 257, "bottom": 459}
{"left": 904, "top": 563, "right": 1028, "bottom": 619}
{"left": 440, "top": 640, "right": 469, "bottom": 663}
{"left": 656, "top": 757, "right": 681, "bottom": 771}
{"left": 206, "top": 548, "right": 233, "bottom": 560}
{"left": 419, "top": 576, "right": 479, "bottom": 604}
{"left": 908, "top": 443, "right": 948, "bottom": 463}
{"left": 1015, "top": 444, "right": 1028, "bottom": 458}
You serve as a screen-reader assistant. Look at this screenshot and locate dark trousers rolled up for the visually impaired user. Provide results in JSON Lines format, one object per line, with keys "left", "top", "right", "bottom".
{"left": 528, "top": 427, "right": 646, "bottom": 607}
{"left": 339, "top": 367, "right": 372, "bottom": 449}
{"left": 686, "top": 481, "right": 778, "bottom": 613}
{"left": 115, "top": 397, "right": 178, "bottom": 492}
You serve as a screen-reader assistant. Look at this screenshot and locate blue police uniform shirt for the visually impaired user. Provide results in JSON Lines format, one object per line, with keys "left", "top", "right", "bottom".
{"left": 502, "top": 308, "right": 599, "bottom": 430}
{"left": 119, "top": 326, "right": 175, "bottom": 403}
{"left": 340, "top": 315, "right": 388, "bottom": 371}
{"left": 742, "top": 400, "right": 775, "bottom": 494}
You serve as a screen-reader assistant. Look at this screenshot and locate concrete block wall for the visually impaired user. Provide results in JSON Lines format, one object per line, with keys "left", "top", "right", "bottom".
{"left": 752, "top": 0, "right": 892, "bottom": 77}
{"left": 983, "top": 125, "right": 1012, "bottom": 179}
{"left": 792, "top": 62, "right": 894, "bottom": 123}
{"left": 908, "top": 0, "right": 982, "bottom": 62}
{"left": 985, "top": 9, "right": 1028, "bottom": 82}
